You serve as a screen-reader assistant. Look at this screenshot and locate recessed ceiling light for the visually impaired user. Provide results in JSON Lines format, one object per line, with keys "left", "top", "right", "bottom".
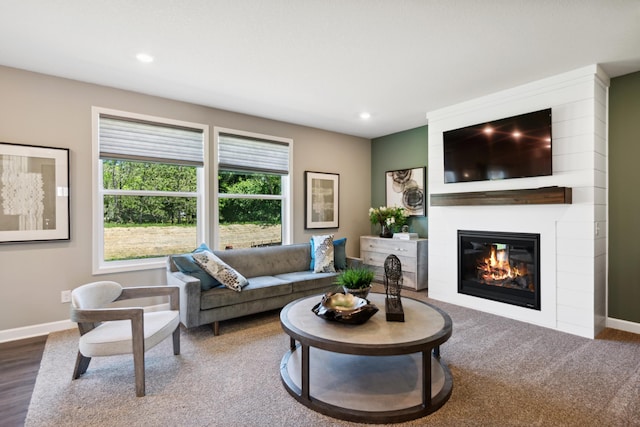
{"left": 359, "top": 112, "right": 371, "bottom": 120}
{"left": 136, "top": 53, "right": 154, "bottom": 63}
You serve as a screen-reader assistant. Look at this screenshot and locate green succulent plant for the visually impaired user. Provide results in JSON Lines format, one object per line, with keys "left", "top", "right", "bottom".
{"left": 335, "top": 266, "right": 375, "bottom": 290}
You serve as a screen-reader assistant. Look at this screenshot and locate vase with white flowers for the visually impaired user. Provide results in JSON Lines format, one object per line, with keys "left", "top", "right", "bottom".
{"left": 368, "top": 206, "right": 408, "bottom": 238}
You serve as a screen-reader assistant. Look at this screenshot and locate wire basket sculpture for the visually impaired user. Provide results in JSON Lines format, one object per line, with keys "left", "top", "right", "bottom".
{"left": 384, "top": 254, "right": 405, "bottom": 322}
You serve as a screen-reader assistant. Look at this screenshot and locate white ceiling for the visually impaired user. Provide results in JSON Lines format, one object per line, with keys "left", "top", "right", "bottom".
{"left": 1, "top": 1, "right": 639, "bottom": 139}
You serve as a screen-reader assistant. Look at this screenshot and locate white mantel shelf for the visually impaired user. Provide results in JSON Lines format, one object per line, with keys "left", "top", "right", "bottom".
{"left": 430, "top": 186, "right": 572, "bottom": 206}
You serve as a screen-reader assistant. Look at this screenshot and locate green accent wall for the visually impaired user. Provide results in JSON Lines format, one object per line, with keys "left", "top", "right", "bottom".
{"left": 609, "top": 71, "right": 640, "bottom": 323}
{"left": 371, "top": 126, "right": 428, "bottom": 237}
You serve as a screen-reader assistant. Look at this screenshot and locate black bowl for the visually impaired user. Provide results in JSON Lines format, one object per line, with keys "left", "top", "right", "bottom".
{"left": 312, "top": 292, "right": 379, "bottom": 325}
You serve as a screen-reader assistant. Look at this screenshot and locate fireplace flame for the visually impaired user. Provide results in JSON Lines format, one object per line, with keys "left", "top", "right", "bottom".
{"left": 478, "top": 245, "right": 523, "bottom": 282}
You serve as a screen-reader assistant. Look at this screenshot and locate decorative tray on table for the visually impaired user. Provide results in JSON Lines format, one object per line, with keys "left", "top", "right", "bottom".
{"left": 311, "top": 292, "right": 379, "bottom": 325}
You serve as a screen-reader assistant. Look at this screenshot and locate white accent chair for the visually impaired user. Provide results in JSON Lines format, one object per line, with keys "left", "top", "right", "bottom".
{"left": 70, "top": 281, "right": 180, "bottom": 397}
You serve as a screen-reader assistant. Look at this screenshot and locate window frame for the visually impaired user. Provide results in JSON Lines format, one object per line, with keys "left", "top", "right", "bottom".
{"left": 213, "top": 127, "right": 292, "bottom": 250}
{"left": 92, "top": 107, "right": 209, "bottom": 274}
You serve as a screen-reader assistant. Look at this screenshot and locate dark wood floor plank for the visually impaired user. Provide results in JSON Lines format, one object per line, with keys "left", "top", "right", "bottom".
{"left": 0, "top": 335, "right": 47, "bottom": 427}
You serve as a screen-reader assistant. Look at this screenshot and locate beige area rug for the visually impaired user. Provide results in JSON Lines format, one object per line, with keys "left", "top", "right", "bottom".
{"left": 26, "top": 290, "right": 640, "bottom": 426}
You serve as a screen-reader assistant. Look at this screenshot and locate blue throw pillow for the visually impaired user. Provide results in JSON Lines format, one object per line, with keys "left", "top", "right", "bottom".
{"left": 310, "top": 237, "right": 347, "bottom": 270}
{"left": 194, "top": 243, "right": 211, "bottom": 254}
{"left": 333, "top": 237, "right": 347, "bottom": 270}
{"left": 172, "top": 243, "right": 222, "bottom": 291}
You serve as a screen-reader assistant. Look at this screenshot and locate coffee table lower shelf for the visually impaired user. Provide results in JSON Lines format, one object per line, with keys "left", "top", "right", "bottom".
{"left": 280, "top": 344, "right": 452, "bottom": 424}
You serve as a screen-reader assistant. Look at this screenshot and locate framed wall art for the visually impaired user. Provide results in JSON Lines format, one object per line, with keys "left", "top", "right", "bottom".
{"left": 305, "top": 171, "right": 339, "bottom": 229}
{"left": 0, "top": 142, "right": 70, "bottom": 243}
{"left": 385, "top": 167, "right": 426, "bottom": 216}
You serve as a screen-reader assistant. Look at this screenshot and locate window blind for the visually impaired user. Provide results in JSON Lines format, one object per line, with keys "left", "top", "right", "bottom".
{"left": 218, "top": 133, "right": 289, "bottom": 175}
{"left": 99, "top": 115, "right": 204, "bottom": 166}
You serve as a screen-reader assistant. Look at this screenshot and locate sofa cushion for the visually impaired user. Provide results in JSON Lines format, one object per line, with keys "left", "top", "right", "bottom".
{"left": 193, "top": 250, "right": 249, "bottom": 292}
{"left": 311, "top": 234, "right": 335, "bottom": 273}
{"left": 276, "top": 271, "right": 339, "bottom": 293}
{"left": 200, "top": 276, "right": 293, "bottom": 310}
{"left": 215, "top": 244, "right": 312, "bottom": 278}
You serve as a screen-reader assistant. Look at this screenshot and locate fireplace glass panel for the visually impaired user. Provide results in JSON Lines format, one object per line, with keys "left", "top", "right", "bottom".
{"left": 458, "top": 230, "right": 540, "bottom": 310}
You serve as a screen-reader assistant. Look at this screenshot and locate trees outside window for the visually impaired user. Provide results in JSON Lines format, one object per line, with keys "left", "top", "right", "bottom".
{"left": 102, "top": 161, "right": 199, "bottom": 261}
{"left": 215, "top": 129, "right": 292, "bottom": 250}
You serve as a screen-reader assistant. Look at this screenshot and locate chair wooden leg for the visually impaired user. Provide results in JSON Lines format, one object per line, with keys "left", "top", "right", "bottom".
{"left": 172, "top": 327, "right": 180, "bottom": 355}
{"left": 132, "top": 316, "right": 145, "bottom": 397}
{"left": 213, "top": 321, "right": 220, "bottom": 336}
{"left": 72, "top": 351, "right": 91, "bottom": 379}
{"left": 133, "top": 348, "right": 145, "bottom": 397}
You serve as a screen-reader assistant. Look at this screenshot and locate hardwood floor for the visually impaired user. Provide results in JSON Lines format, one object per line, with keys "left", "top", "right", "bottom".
{"left": 0, "top": 335, "right": 47, "bottom": 427}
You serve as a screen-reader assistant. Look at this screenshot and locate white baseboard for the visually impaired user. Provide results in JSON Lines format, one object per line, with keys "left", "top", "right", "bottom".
{"left": 0, "top": 303, "right": 170, "bottom": 344}
{"left": 606, "top": 317, "right": 640, "bottom": 335}
{"left": 0, "top": 319, "right": 75, "bottom": 344}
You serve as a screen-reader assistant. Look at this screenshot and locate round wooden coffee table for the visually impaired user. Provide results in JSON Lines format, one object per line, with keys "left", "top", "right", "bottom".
{"left": 279, "top": 292, "right": 453, "bottom": 424}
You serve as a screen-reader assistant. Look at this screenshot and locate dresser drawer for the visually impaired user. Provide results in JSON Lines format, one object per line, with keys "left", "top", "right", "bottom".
{"left": 361, "top": 250, "right": 417, "bottom": 273}
{"left": 360, "top": 238, "right": 416, "bottom": 255}
{"left": 360, "top": 235, "right": 428, "bottom": 291}
{"left": 368, "top": 265, "right": 418, "bottom": 289}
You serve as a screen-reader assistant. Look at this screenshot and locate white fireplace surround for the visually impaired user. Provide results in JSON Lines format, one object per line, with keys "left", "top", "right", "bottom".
{"left": 427, "top": 64, "right": 608, "bottom": 339}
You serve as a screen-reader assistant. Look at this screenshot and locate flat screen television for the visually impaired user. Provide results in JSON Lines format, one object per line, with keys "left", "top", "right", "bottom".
{"left": 443, "top": 108, "right": 552, "bottom": 183}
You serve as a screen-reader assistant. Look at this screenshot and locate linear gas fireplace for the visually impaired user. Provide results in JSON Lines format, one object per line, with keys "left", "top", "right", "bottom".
{"left": 458, "top": 230, "right": 540, "bottom": 310}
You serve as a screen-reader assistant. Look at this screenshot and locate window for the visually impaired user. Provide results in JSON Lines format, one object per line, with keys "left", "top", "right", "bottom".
{"left": 93, "top": 108, "right": 208, "bottom": 273}
{"left": 214, "top": 128, "right": 292, "bottom": 250}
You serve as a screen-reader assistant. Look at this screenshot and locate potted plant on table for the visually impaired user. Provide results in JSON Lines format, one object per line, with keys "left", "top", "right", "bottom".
{"left": 335, "top": 266, "right": 376, "bottom": 299}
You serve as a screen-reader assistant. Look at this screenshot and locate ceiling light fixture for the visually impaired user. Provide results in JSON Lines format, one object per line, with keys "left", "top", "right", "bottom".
{"left": 359, "top": 112, "right": 371, "bottom": 120}
{"left": 136, "top": 53, "right": 154, "bottom": 63}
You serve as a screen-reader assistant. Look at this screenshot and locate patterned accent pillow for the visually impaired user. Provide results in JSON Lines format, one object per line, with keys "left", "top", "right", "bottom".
{"left": 309, "top": 237, "right": 347, "bottom": 270}
{"left": 171, "top": 254, "right": 222, "bottom": 291}
{"left": 192, "top": 250, "right": 249, "bottom": 292}
{"left": 312, "top": 234, "right": 336, "bottom": 273}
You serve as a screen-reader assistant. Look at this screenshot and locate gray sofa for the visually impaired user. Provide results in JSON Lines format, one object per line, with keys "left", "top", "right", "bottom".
{"left": 166, "top": 243, "right": 349, "bottom": 334}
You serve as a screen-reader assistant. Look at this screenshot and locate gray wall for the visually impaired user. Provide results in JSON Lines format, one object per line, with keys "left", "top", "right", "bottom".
{"left": 0, "top": 66, "right": 372, "bottom": 332}
{"left": 608, "top": 70, "right": 640, "bottom": 323}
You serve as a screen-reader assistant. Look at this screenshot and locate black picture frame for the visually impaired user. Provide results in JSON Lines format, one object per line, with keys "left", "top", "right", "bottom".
{"left": 304, "top": 171, "right": 339, "bottom": 229}
{"left": 0, "top": 142, "right": 70, "bottom": 243}
{"left": 385, "top": 167, "right": 426, "bottom": 216}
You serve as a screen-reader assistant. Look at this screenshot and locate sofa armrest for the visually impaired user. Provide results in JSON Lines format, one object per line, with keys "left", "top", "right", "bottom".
{"left": 346, "top": 256, "right": 363, "bottom": 268}
{"left": 166, "top": 270, "right": 201, "bottom": 328}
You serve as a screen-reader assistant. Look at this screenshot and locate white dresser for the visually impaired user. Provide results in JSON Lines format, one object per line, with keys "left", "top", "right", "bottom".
{"left": 359, "top": 235, "right": 428, "bottom": 290}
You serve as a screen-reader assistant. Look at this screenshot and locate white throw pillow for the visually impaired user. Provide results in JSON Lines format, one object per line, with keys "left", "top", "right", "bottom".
{"left": 312, "top": 234, "right": 336, "bottom": 273}
{"left": 192, "top": 250, "right": 248, "bottom": 292}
